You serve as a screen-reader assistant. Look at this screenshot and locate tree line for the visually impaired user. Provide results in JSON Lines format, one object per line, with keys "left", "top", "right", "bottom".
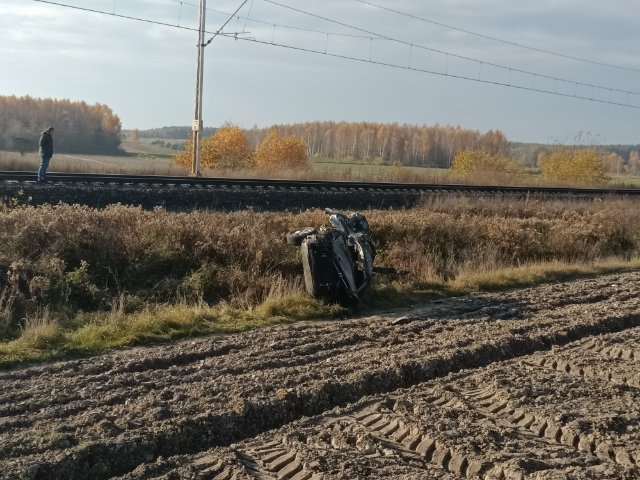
{"left": 174, "top": 125, "right": 308, "bottom": 171}
{"left": 0, "top": 95, "right": 123, "bottom": 154}
{"left": 243, "top": 121, "right": 507, "bottom": 168}
{"left": 133, "top": 126, "right": 217, "bottom": 140}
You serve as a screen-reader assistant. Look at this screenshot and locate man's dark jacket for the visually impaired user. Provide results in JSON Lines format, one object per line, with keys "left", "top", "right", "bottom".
{"left": 39, "top": 131, "right": 53, "bottom": 157}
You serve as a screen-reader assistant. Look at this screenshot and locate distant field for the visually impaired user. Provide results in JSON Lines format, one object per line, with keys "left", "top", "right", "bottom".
{"left": 610, "top": 174, "right": 640, "bottom": 186}
{"left": 0, "top": 150, "right": 188, "bottom": 176}
{"left": 121, "top": 138, "right": 185, "bottom": 156}
{"left": 311, "top": 161, "right": 450, "bottom": 182}
{"left": 0, "top": 146, "right": 451, "bottom": 182}
{"left": 3, "top": 143, "right": 640, "bottom": 187}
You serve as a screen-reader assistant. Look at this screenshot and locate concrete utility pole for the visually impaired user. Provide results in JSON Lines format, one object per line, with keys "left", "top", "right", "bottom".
{"left": 191, "top": 0, "right": 207, "bottom": 177}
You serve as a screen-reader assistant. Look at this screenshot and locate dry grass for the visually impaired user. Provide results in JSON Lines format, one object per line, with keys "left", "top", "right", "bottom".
{"left": 0, "top": 151, "right": 188, "bottom": 176}
{"left": 4, "top": 148, "right": 639, "bottom": 188}
{"left": 1, "top": 196, "right": 640, "bottom": 365}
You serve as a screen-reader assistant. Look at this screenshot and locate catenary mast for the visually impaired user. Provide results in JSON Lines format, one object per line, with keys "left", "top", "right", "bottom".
{"left": 191, "top": 0, "right": 207, "bottom": 177}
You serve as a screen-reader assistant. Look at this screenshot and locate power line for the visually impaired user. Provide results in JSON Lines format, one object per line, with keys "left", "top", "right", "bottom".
{"left": 33, "top": 0, "right": 196, "bottom": 32}
{"left": 243, "top": 0, "right": 254, "bottom": 32}
{"left": 29, "top": 0, "right": 640, "bottom": 109}
{"left": 355, "top": 0, "right": 640, "bottom": 74}
{"left": 30, "top": 0, "right": 377, "bottom": 42}
{"left": 167, "top": 0, "right": 384, "bottom": 40}
{"left": 222, "top": 33, "right": 639, "bottom": 110}
{"left": 203, "top": 0, "right": 250, "bottom": 46}
{"left": 264, "top": 0, "right": 640, "bottom": 98}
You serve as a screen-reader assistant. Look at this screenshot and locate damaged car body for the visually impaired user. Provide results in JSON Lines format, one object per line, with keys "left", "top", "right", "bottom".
{"left": 286, "top": 209, "right": 376, "bottom": 306}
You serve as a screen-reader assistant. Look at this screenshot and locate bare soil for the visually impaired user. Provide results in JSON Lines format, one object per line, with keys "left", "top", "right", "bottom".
{"left": 1, "top": 272, "right": 639, "bottom": 479}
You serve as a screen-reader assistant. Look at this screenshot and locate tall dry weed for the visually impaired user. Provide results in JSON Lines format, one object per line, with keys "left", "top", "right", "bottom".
{"left": 1, "top": 197, "right": 639, "bottom": 332}
{"left": 0, "top": 287, "right": 16, "bottom": 336}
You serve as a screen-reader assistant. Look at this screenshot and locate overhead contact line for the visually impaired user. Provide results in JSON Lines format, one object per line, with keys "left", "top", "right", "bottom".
{"left": 355, "top": 0, "right": 640, "bottom": 74}
{"left": 31, "top": 0, "right": 640, "bottom": 109}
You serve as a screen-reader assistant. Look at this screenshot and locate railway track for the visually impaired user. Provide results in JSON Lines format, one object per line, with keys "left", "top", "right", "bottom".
{"left": 1, "top": 170, "right": 640, "bottom": 196}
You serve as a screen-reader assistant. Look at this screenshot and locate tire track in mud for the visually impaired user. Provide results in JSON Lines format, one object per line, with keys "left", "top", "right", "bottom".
{"left": 523, "top": 327, "right": 640, "bottom": 389}
{"left": 17, "top": 313, "right": 640, "bottom": 479}
{"left": 132, "top": 327, "right": 640, "bottom": 479}
{"left": 2, "top": 272, "right": 640, "bottom": 479}
{"left": 458, "top": 385, "right": 640, "bottom": 469}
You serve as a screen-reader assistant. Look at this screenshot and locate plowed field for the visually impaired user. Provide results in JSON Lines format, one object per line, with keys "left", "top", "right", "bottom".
{"left": 2, "top": 272, "right": 639, "bottom": 479}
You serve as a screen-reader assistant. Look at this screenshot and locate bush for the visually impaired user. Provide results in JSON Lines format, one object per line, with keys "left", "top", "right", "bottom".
{"left": 1, "top": 199, "right": 639, "bottom": 344}
{"left": 173, "top": 124, "right": 253, "bottom": 169}
{"left": 538, "top": 147, "right": 607, "bottom": 185}
{"left": 254, "top": 128, "right": 309, "bottom": 170}
{"left": 451, "top": 150, "right": 520, "bottom": 176}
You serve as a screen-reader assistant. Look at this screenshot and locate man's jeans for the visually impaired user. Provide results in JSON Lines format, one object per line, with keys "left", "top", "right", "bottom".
{"left": 38, "top": 156, "right": 51, "bottom": 182}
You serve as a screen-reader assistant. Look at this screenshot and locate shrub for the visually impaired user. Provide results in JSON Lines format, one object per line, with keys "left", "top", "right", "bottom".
{"left": 538, "top": 147, "right": 607, "bottom": 185}
{"left": 174, "top": 124, "right": 253, "bottom": 169}
{"left": 451, "top": 150, "right": 520, "bottom": 176}
{"left": 1, "top": 198, "right": 639, "bottom": 345}
{"left": 254, "top": 128, "right": 309, "bottom": 170}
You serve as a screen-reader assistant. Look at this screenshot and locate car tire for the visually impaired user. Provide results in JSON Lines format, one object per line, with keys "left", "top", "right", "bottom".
{"left": 301, "top": 237, "right": 322, "bottom": 297}
{"left": 286, "top": 227, "right": 316, "bottom": 246}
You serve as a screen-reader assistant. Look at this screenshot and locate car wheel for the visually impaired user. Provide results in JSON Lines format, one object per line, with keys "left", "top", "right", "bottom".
{"left": 286, "top": 227, "right": 316, "bottom": 246}
{"left": 301, "top": 237, "right": 321, "bottom": 297}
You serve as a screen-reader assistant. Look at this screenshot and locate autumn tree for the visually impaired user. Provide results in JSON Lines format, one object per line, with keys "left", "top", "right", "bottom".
{"left": 603, "top": 152, "right": 625, "bottom": 175}
{"left": 173, "top": 124, "right": 253, "bottom": 170}
{"left": 129, "top": 129, "right": 139, "bottom": 142}
{"left": 254, "top": 128, "right": 309, "bottom": 170}
{"left": 245, "top": 121, "right": 507, "bottom": 167}
{"left": 451, "top": 150, "right": 520, "bottom": 176}
{"left": 0, "top": 95, "right": 122, "bottom": 154}
{"left": 538, "top": 147, "right": 607, "bottom": 185}
{"left": 629, "top": 150, "right": 640, "bottom": 175}
{"left": 173, "top": 137, "right": 194, "bottom": 168}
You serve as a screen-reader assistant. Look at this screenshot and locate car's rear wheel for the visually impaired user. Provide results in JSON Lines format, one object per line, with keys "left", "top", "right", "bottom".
{"left": 301, "top": 237, "right": 322, "bottom": 297}
{"left": 286, "top": 227, "right": 316, "bottom": 246}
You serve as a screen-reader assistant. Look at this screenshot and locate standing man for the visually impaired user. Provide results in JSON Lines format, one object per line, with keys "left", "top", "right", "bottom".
{"left": 37, "top": 126, "right": 54, "bottom": 183}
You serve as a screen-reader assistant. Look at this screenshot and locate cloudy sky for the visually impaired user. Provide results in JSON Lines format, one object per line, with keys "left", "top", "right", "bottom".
{"left": 1, "top": 0, "right": 639, "bottom": 144}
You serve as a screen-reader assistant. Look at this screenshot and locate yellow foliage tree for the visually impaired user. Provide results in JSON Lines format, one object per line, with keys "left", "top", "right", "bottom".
{"left": 173, "top": 124, "right": 253, "bottom": 170}
{"left": 451, "top": 149, "right": 520, "bottom": 176}
{"left": 173, "top": 137, "right": 193, "bottom": 167}
{"left": 629, "top": 150, "right": 640, "bottom": 175}
{"left": 538, "top": 147, "right": 607, "bottom": 185}
{"left": 254, "top": 128, "right": 309, "bottom": 170}
{"left": 603, "top": 152, "right": 624, "bottom": 175}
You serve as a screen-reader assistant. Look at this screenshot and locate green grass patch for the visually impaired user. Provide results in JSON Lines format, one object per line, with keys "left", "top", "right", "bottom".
{"left": 2, "top": 258, "right": 639, "bottom": 368}
{"left": 0, "top": 293, "right": 345, "bottom": 367}
{"left": 310, "top": 160, "right": 449, "bottom": 181}
{"left": 361, "top": 257, "right": 640, "bottom": 309}
{"left": 448, "top": 258, "right": 640, "bottom": 291}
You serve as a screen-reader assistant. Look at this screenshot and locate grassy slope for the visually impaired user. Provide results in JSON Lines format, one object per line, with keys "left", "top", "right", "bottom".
{"left": 1, "top": 258, "right": 639, "bottom": 368}
{"left": 1, "top": 195, "right": 640, "bottom": 367}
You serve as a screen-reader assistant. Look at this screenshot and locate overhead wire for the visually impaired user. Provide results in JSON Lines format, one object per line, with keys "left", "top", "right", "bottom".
{"left": 264, "top": 0, "right": 640, "bottom": 98}
{"left": 220, "top": 33, "right": 639, "bottom": 110}
{"left": 32, "top": 0, "right": 196, "bottom": 32}
{"left": 166, "top": 0, "right": 384, "bottom": 39}
{"left": 355, "top": 0, "right": 640, "bottom": 74}
{"left": 242, "top": 0, "right": 254, "bottom": 32}
{"left": 29, "top": 0, "right": 379, "bottom": 41}
{"left": 202, "top": 0, "right": 250, "bottom": 46}
{"left": 29, "top": 0, "right": 640, "bottom": 109}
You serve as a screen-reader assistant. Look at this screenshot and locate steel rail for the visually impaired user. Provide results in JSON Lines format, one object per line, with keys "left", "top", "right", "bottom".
{"left": 1, "top": 171, "right": 639, "bottom": 196}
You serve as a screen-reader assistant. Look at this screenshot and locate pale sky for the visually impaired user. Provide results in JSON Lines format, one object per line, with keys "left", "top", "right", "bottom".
{"left": 1, "top": 0, "right": 639, "bottom": 144}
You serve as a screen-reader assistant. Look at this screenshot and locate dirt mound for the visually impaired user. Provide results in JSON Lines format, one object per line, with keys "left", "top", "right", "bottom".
{"left": 1, "top": 272, "right": 639, "bottom": 479}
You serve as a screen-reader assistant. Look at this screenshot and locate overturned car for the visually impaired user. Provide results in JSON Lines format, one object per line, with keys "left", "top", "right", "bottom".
{"left": 286, "top": 209, "right": 376, "bottom": 306}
